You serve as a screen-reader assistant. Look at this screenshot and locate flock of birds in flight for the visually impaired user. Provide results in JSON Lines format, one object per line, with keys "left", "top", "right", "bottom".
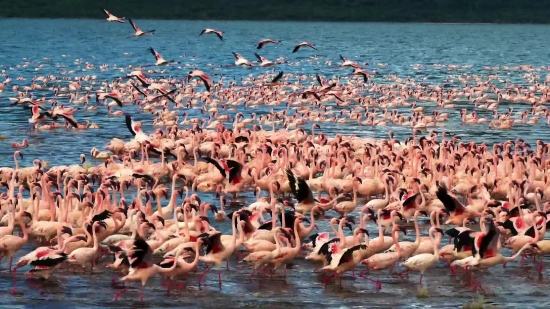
{"left": 1, "top": 7, "right": 550, "bottom": 304}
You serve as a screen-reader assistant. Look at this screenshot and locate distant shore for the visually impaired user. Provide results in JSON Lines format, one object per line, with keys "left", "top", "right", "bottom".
{"left": 1, "top": 0, "right": 549, "bottom": 24}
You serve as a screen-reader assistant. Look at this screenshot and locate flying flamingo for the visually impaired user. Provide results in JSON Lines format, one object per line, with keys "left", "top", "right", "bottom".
{"left": 188, "top": 70, "right": 213, "bottom": 92}
{"left": 128, "top": 19, "right": 155, "bottom": 38}
{"left": 199, "top": 29, "right": 224, "bottom": 40}
{"left": 102, "top": 9, "right": 125, "bottom": 23}
{"left": 256, "top": 39, "right": 281, "bottom": 49}
{"left": 292, "top": 42, "right": 317, "bottom": 53}
{"left": 147, "top": 47, "right": 179, "bottom": 66}
{"left": 232, "top": 52, "right": 252, "bottom": 67}
{"left": 254, "top": 53, "right": 276, "bottom": 67}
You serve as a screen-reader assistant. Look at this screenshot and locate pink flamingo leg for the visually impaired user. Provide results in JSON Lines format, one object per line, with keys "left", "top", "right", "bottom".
{"left": 140, "top": 286, "right": 145, "bottom": 302}
{"left": 359, "top": 273, "right": 382, "bottom": 289}
{"left": 28, "top": 276, "right": 44, "bottom": 294}
{"left": 226, "top": 260, "right": 230, "bottom": 270}
{"left": 166, "top": 279, "right": 172, "bottom": 294}
{"left": 419, "top": 274, "right": 423, "bottom": 285}
{"left": 198, "top": 265, "right": 213, "bottom": 287}
{"left": 9, "top": 257, "right": 13, "bottom": 272}
{"left": 9, "top": 267, "right": 17, "bottom": 295}
{"left": 249, "top": 269, "right": 255, "bottom": 282}
{"left": 114, "top": 288, "right": 128, "bottom": 301}
{"left": 217, "top": 268, "right": 222, "bottom": 287}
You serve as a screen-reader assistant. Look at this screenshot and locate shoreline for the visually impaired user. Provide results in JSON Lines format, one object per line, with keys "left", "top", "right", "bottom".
{"left": 1, "top": 17, "right": 550, "bottom": 26}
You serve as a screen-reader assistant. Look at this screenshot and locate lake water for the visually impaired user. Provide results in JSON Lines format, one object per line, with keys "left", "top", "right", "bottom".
{"left": 1, "top": 19, "right": 550, "bottom": 308}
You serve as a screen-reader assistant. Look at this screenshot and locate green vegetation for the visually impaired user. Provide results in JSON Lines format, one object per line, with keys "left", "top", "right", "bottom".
{"left": 1, "top": 0, "right": 549, "bottom": 23}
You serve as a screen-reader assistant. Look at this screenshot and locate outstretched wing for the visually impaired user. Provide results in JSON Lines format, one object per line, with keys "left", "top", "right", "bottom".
{"left": 125, "top": 114, "right": 137, "bottom": 136}
{"left": 59, "top": 114, "right": 78, "bottom": 128}
{"left": 149, "top": 47, "right": 161, "bottom": 60}
{"left": 103, "top": 9, "right": 112, "bottom": 17}
{"left": 227, "top": 160, "right": 243, "bottom": 184}
{"left": 105, "top": 95, "right": 123, "bottom": 107}
{"left": 92, "top": 210, "right": 112, "bottom": 222}
{"left": 316, "top": 74, "right": 324, "bottom": 86}
{"left": 271, "top": 71, "right": 283, "bottom": 83}
{"left": 204, "top": 157, "right": 227, "bottom": 179}
{"left": 129, "top": 19, "right": 139, "bottom": 32}
{"left": 286, "top": 168, "right": 314, "bottom": 203}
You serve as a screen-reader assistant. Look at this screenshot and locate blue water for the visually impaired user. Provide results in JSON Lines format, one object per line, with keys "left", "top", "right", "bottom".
{"left": 0, "top": 19, "right": 550, "bottom": 308}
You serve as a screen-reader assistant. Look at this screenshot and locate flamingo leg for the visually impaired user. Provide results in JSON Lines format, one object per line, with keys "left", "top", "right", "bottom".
{"left": 28, "top": 276, "right": 45, "bottom": 294}
{"left": 249, "top": 269, "right": 255, "bottom": 282}
{"left": 359, "top": 273, "right": 381, "bottom": 290}
{"left": 323, "top": 273, "right": 337, "bottom": 288}
{"left": 217, "top": 267, "right": 222, "bottom": 287}
{"left": 114, "top": 288, "right": 128, "bottom": 301}
{"left": 166, "top": 279, "right": 172, "bottom": 294}
{"left": 352, "top": 269, "right": 355, "bottom": 278}
{"left": 198, "top": 265, "right": 213, "bottom": 287}
{"left": 9, "top": 267, "right": 17, "bottom": 295}
{"left": 419, "top": 273, "right": 423, "bottom": 285}
{"left": 226, "top": 259, "right": 230, "bottom": 270}
{"left": 9, "top": 257, "right": 13, "bottom": 272}
{"left": 140, "top": 285, "right": 144, "bottom": 302}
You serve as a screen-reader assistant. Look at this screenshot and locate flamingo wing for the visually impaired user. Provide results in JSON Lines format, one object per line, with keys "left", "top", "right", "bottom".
{"left": 124, "top": 114, "right": 137, "bottom": 136}
{"left": 203, "top": 157, "right": 227, "bottom": 179}
{"left": 292, "top": 45, "right": 301, "bottom": 53}
{"left": 271, "top": 71, "right": 283, "bottom": 83}
{"left": 214, "top": 31, "right": 223, "bottom": 40}
{"left": 92, "top": 210, "right": 112, "bottom": 223}
{"left": 254, "top": 53, "right": 263, "bottom": 62}
{"left": 149, "top": 47, "right": 161, "bottom": 60}
{"left": 199, "top": 75, "right": 212, "bottom": 92}
{"left": 103, "top": 9, "right": 112, "bottom": 17}
{"left": 105, "top": 95, "right": 123, "bottom": 107}
{"left": 152, "top": 89, "right": 177, "bottom": 102}
{"left": 286, "top": 168, "right": 314, "bottom": 204}
{"left": 30, "top": 252, "right": 67, "bottom": 267}
{"left": 316, "top": 74, "right": 324, "bottom": 86}
{"left": 227, "top": 160, "right": 243, "bottom": 184}
{"left": 58, "top": 114, "right": 79, "bottom": 128}
{"left": 129, "top": 19, "right": 139, "bottom": 32}
{"left": 436, "top": 185, "right": 465, "bottom": 214}
{"left": 338, "top": 244, "right": 366, "bottom": 266}
{"left": 130, "top": 82, "right": 148, "bottom": 97}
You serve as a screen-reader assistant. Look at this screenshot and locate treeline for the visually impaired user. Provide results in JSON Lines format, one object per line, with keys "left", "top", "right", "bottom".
{"left": 1, "top": 0, "right": 550, "bottom": 23}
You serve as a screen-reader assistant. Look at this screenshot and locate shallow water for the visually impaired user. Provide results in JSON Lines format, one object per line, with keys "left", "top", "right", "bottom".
{"left": 0, "top": 19, "right": 550, "bottom": 308}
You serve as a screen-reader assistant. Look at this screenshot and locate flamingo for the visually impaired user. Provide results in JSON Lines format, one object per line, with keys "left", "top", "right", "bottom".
{"left": 0, "top": 211, "right": 32, "bottom": 272}
{"left": 128, "top": 19, "right": 155, "bottom": 37}
{"left": 400, "top": 227, "right": 444, "bottom": 285}
{"left": 102, "top": 9, "right": 125, "bottom": 22}
{"left": 147, "top": 47, "right": 179, "bottom": 66}
{"left": 292, "top": 42, "right": 317, "bottom": 53}
{"left": 256, "top": 39, "right": 281, "bottom": 49}
{"left": 199, "top": 29, "right": 223, "bottom": 40}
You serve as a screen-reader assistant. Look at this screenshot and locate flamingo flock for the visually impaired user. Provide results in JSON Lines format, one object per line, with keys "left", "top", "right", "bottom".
{"left": 1, "top": 10, "right": 550, "bottom": 305}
